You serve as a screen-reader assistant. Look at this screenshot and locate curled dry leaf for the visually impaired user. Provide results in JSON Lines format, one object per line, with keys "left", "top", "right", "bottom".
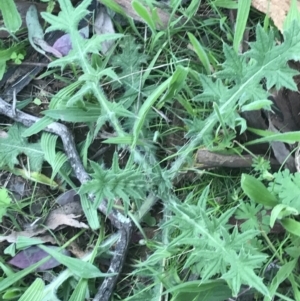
{"left": 45, "top": 212, "right": 88, "bottom": 230}
{"left": 26, "top": 5, "right": 62, "bottom": 58}
{"left": 9, "top": 246, "right": 70, "bottom": 271}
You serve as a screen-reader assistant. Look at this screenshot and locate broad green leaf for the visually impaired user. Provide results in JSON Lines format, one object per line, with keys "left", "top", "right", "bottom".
{"left": 188, "top": 32, "right": 211, "bottom": 74}
{"left": 38, "top": 245, "right": 114, "bottom": 279}
{"left": 270, "top": 204, "right": 298, "bottom": 228}
{"left": 18, "top": 278, "right": 45, "bottom": 301}
{"left": 281, "top": 218, "right": 300, "bottom": 237}
{"left": 168, "top": 280, "right": 232, "bottom": 301}
{"left": 241, "top": 174, "right": 278, "bottom": 207}
{"left": 233, "top": 0, "right": 251, "bottom": 52}
{"left": 0, "top": 0, "right": 22, "bottom": 32}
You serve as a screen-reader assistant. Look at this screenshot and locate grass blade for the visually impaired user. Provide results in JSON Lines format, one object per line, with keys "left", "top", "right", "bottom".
{"left": 188, "top": 32, "right": 211, "bottom": 74}
{"left": 233, "top": 0, "right": 251, "bottom": 52}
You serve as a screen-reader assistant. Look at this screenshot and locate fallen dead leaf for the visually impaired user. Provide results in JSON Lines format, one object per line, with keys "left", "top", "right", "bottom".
{"left": 251, "top": 0, "right": 300, "bottom": 32}
{"left": 45, "top": 212, "right": 88, "bottom": 230}
{"left": 0, "top": 200, "right": 87, "bottom": 243}
{"left": 9, "top": 245, "right": 70, "bottom": 271}
{"left": 94, "top": 7, "right": 115, "bottom": 54}
{"left": 0, "top": 229, "right": 56, "bottom": 244}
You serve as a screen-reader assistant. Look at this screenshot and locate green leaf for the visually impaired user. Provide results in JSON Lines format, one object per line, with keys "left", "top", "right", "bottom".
{"left": 42, "top": 108, "right": 101, "bottom": 123}
{"left": 132, "top": 75, "right": 172, "bottom": 148}
{"left": 132, "top": 0, "right": 157, "bottom": 33}
{"left": 265, "top": 259, "right": 297, "bottom": 300}
{"left": 270, "top": 204, "right": 298, "bottom": 228}
{"left": 42, "top": 0, "right": 91, "bottom": 33}
{"left": 22, "top": 116, "right": 54, "bottom": 137}
{"left": 235, "top": 201, "right": 270, "bottom": 232}
{"left": 233, "top": 0, "right": 251, "bottom": 52}
{"left": 96, "top": 0, "right": 126, "bottom": 16}
{"left": 212, "top": 0, "right": 238, "bottom": 9}
{"left": 156, "top": 187, "right": 268, "bottom": 297}
{"left": 81, "top": 194, "right": 100, "bottom": 230}
{"left": 0, "top": 124, "right": 44, "bottom": 171}
{"left": 241, "top": 99, "right": 273, "bottom": 111}
{"left": 170, "top": 280, "right": 232, "bottom": 301}
{"left": 103, "top": 135, "right": 144, "bottom": 146}
{"left": 68, "top": 279, "right": 88, "bottom": 301}
{"left": 0, "top": 188, "right": 11, "bottom": 222}
{"left": 284, "top": 0, "right": 300, "bottom": 31}
{"left": 2, "top": 287, "right": 22, "bottom": 299}
{"left": 79, "top": 153, "right": 147, "bottom": 214}
{"left": 241, "top": 174, "right": 278, "bottom": 207}
{"left": 18, "top": 278, "right": 45, "bottom": 301}
{"left": 0, "top": 0, "right": 22, "bottom": 32}
{"left": 281, "top": 218, "right": 300, "bottom": 237}
{"left": 0, "top": 42, "right": 26, "bottom": 80}
{"left": 246, "top": 128, "right": 300, "bottom": 145}
{"left": 41, "top": 133, "right": 68, "bottom": 181}
{"left": 270, "top": 170, "right": 300, "bottom": 212}
{"left": 188, "top": 32, "right": 211, "bottom": 74}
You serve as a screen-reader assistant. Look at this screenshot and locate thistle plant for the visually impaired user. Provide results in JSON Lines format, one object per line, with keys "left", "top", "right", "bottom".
{"left": 171, "top": 21, "right": 300, "bottom": 175}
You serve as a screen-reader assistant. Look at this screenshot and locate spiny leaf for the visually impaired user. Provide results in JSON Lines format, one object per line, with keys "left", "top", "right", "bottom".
{"left": 79, "top": 153, "right": 147, "bottom": 214}
{"left": 0, "top": 124, "right": 44, "bottom": 171}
